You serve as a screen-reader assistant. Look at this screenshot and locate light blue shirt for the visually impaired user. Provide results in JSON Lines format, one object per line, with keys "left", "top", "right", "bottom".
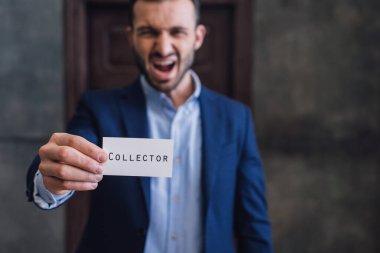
{"left": 141, "top": 71, "right": 203, "bottom": 253}
{"left": 34, "top": 71, "right": 203, "bottom": 252}
{"left": 33, "top": 170, "right": 74, "bottom": 209}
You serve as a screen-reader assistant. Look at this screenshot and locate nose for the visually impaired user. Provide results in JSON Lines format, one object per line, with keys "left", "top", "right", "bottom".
{"left": 154, "top": 32, "right": 173, "bottom": 57}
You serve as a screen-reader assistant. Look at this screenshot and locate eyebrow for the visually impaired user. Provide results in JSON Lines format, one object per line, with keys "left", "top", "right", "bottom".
{"left": 136, "top": 26, "right": 157, "bottom": 31}
{"left": 136, "top": 25, "right": 190, "bottom": 33}
{"left": 170, "top": 26, "right": 189, "bottom": 32}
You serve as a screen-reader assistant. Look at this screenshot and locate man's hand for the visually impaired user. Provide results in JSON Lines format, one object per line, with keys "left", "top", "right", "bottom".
{"left": 38, "top": 133, "right": 107, "bottom": 195}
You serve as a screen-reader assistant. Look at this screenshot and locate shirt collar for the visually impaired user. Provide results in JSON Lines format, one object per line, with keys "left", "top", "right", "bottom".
{"left": 140, "top": 70, "right": 202, "bottom": 110}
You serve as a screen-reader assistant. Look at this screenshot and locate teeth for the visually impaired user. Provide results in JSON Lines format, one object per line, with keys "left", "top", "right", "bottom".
{"left": 155, "top": 61, "right": 175, "bottom": 67}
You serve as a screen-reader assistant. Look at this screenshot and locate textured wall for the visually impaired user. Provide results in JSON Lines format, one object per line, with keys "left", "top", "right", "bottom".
{"left": 0, "top": 0, "right": 64, "bottom": 252}
{"left": 253, "top": 0, "right": 379, "bottom": 252}
{"left": 2, "top": 0, "right": 379, "bottom": 252}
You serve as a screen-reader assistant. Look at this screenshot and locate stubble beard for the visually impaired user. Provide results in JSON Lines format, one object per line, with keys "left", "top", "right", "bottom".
{"left": 132, "top": 47, "right": 196, "bottom": 94}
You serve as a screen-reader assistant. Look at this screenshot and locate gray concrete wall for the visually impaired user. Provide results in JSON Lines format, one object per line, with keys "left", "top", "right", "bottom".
{"left": 1, "top": 0, "right": 379, "bottom": 252}
{"left": 253, "top": 0, "right": 379, "bottom": 252}
{"left": 0, "top": 0, "right": 64, "bottom": 252}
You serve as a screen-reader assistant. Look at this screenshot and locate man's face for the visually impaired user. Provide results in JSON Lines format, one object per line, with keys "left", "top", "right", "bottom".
{"left": 128, "top": 0, "right": 206, "bottom": 93}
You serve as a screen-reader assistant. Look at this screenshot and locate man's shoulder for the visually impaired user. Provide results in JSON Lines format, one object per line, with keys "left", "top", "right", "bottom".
{"left": 81, "top": 80, "right": 142, "bottom": 104}
{"left": 200, "top": 86, "right": 250, "bottom": 112}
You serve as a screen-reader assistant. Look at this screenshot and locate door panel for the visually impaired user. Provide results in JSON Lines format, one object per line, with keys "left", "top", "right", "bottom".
{"left": 88, "top": 3, "right": 234, "bottom": 95}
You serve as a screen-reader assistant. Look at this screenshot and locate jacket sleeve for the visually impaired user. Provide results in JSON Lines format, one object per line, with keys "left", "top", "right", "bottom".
{"left": 234, "top": 106, "right": 273, "bottom": 253}
{"left": 25, "top": 92, "right": 99, "bottom": 205}
{"left": 26, "top": 156, "right": 41, "bottom": 202}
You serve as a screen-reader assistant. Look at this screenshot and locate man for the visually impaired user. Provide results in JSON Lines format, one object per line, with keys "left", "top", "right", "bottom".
{"left": 26, "top": 0, "right": 273, "bottom": 252}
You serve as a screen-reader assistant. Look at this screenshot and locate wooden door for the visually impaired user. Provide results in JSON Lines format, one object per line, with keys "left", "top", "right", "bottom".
{"left": 64, "top": 0, "right": 253, "bottom": 252}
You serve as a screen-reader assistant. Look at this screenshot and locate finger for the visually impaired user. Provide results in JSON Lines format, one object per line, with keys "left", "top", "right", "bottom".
{"left": 39, "top": 160, "right": 103, "bottom": 183}
{"left": 50, "top": 133, "right": 107, "bottom": 163}
{"left": 40, "top": 144, "right": 103, "bottom": 174}
{"left": 43, "top": 176, "right": 99, "bottom": 194}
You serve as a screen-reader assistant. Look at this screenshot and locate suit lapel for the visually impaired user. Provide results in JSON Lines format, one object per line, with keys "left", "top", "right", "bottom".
{"left": 118, "top": 83, "right": 223, "bottom": 219}
{"left": 119, "top": 81, "right": 151, "bottom": 211}
{"left": 199, "top": 87, "right": 223, "bottom": 213}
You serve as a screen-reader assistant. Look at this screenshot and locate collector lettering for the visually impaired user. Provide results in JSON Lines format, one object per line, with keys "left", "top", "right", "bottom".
{"left": 109, "top": 152, "right": 168, "bottom": 163}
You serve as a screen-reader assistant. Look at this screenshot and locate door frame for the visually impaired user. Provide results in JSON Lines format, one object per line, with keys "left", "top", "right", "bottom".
{"left": 64, "top": 0, "right": 253, "bottom": 252}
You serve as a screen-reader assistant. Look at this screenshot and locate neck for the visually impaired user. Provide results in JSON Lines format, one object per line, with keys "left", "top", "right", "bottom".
{"left": 166, "top": 72, "right": 194, "bottom": 109}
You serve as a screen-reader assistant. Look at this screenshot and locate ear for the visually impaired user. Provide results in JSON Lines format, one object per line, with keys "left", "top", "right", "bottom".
{"left": 194, "top": 24, "right": 207, "bottom": 51}
{"left": 126, "top": 26, "right": 134, "bottom": 47}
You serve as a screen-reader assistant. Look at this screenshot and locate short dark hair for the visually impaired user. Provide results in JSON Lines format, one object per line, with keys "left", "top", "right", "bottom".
{"left": 128, "top": 0, "right": 201, "bottom": 26}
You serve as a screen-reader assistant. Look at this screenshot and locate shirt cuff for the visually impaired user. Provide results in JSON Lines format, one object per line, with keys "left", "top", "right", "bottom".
{"left": 33, "top": 170, "right": 74, "bottom": 209}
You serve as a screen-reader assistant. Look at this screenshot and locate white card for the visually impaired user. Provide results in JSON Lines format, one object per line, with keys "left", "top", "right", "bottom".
{"left": 102, "top": 137, "right": 173, "bottom": 177}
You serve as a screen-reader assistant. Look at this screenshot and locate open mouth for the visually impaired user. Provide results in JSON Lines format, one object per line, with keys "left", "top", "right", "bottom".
{"left": 153, "top": 61, "right": 176, "bottom": 73}
{"left": 150, "top": 57, "right": 177, "bottom": 82}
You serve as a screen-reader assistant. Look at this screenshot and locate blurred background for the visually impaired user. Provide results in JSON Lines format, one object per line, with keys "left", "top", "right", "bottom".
{"left": 0, "top": 0, "right": 378, "bottom": 252}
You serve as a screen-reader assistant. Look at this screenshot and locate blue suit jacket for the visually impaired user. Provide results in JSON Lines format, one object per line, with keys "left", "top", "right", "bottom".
{"left": 26, "top": 80, "right": 272, "bottom": 253}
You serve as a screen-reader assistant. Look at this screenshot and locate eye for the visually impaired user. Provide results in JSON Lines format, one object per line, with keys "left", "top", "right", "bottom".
{"left": 137, "top": 27, "right": 159, "bottom": 37}
{"left": 170, "top": 27, "right": 188, "bottom": 37}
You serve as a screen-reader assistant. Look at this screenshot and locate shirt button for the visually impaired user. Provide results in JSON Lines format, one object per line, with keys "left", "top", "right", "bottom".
{"left": 171, "top": 235, "right": 177, "bottom": 240}
{"left": 172, "top": 195, "right": 180, "bottom": 203}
